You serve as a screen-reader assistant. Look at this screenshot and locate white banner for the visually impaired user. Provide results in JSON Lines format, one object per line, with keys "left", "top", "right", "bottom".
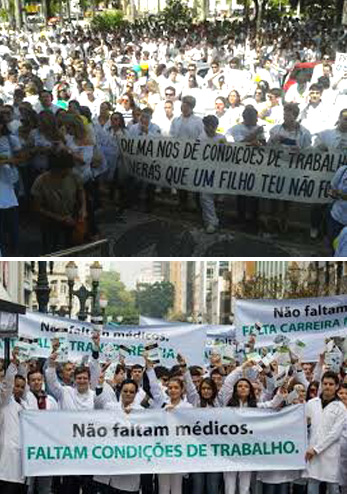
{"left": 138, "top": 317, "right": 236, "bottom": 359}
{"left": 0, "top": 312, "right": 207, "bottom": 366}
{"left": 235, "top": 295, "right": 347, "bottom": 361}
{"left": 336, "top": 52, "right": 347, "bottom": 72}
{"left": 119, "top": 136, "right": 344, "bottom": 203}
{"left": 21, "top": 406, "right": 306, "bottom": 476}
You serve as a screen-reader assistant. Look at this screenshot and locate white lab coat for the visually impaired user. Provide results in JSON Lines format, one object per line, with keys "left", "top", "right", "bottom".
{"left": 25, "top": 389, "right": 58, "bottom": 410}
{"left": 45, "top": 366, "right": 95, "bottom": 410}
{"left": 306, "top": 397, "right": 346, "bottom": 483}
{"left": 94, "top": 400, "right": 144, "bottom": 492}
{"left": 0, "top": 363, "right": 28, "bottom": 483}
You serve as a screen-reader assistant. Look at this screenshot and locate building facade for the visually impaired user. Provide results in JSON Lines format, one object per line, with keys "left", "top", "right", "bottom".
{"left": 0, "top": 261, "right": 33, "bottom": 308}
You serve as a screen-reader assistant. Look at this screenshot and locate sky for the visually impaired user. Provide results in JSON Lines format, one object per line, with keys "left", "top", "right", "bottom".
{"left": 102, "top": 260, "right": 152, "bottom": 289}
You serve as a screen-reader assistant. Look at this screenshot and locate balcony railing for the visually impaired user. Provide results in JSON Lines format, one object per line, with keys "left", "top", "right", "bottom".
{"left": 46, "top": 239, "right": 110, "bottom": 257}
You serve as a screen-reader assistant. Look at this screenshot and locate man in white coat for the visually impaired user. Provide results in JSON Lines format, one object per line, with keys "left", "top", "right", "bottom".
{"left": 0, "top": 349, "right": 28, "bottom": 494}
{"left": 305, "top": 371, "right": 346, "bottom": 494}
{"left": 45, "top": 344, "right": 101, "bottom": 493}
{"left": 26, "top": 369, "right": 58, "bottom": 494}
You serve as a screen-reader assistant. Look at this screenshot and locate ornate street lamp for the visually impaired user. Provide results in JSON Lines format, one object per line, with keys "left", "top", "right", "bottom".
{"left": 49, "top": 289, "right": 59, "bottom": 315}
{"left": 31, "top": 261, "right": 54, "bottom": 313}
{"left": 65, "top": 261, "right": 103, "bottom": 321}
{"left": 99, "top": 292, "right": 108, "bottom": 324}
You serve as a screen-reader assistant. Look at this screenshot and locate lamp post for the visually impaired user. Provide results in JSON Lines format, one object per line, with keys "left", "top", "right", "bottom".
{"left": 49, "top": 289, "right": 59, "bottom": 316}
{"left": 65, "top": 261, "right": 103, "bottom": 321}
{"left": 31, "top": 261, "right": 54, "bottom": 313}
{"left": 99, "top": 292, "right": 108, "bottom": 324}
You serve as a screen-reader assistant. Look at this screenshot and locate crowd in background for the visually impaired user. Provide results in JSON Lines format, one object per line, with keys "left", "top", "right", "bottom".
{"left": 1, "top": 19, "right": 347, "bottom": 254}
{"left": 0, "top": 330, "right": 346, "bottom": 494}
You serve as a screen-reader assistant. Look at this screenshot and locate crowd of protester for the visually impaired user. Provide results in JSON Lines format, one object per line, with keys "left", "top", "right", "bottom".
{"left": 0, "top": 330, "right": 346, "bottom": 494}
{"left": 1, "top": 18, "right": 347, "bottom": 254}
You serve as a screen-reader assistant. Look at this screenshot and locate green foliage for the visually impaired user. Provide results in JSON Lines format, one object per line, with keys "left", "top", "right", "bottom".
{"left": 90, "top": 0, "right": 197, "bottom": 35}
{"left": 99, "top": 271, "right": 139, "bottom": 325}
{"left": 91, "top": 9, "right": 124, "bottom": 30}
{"left": 135, "top": 281, "right": 175, "bottom": 318}
{"left": 301, "top": 0, "right": 337, "bottom": 20}
{"left": 0, "top": 8, "right": 8, "bottom": 21}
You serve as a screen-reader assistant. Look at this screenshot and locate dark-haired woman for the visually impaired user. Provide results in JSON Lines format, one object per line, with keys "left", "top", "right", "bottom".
{"left": 221, "top": 362, "right": 285, "bottom": 494}
{"left": 226, "top": 90, "right": 243, "bottom": 127}
{"left": 95, "top": 379, "right": 142, "bottom": 494}
{"left": 158, "top": 376, "right": 193, "bottom": 494}
{"left": 180, "top": 358, "right": 223, "bottom": 494}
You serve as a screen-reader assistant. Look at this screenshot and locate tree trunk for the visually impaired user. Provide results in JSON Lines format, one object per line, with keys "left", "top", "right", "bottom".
{"left": 14, "top": 0, "right": 22, "bottom": 29}
{"left": 129, "top": 0, "right": 134, "bottom": 20}
{"left": 256, "top": 0, "right": 262, "bottom": 45}
{"left": 41, "top": 0, "right": 48, "bottom": 24}
{"left": 202, "top": 0, "right": 208, "bottom": 21}
{"left": 66, "top": 0, "right": 71, "bottom": 22}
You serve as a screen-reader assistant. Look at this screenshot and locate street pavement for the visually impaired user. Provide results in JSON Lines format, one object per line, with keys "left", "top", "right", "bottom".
{"left": 18, "top": 201, "right": 330, "bottom": 257}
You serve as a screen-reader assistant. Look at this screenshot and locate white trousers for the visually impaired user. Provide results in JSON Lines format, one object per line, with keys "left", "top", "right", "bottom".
{"left": 200, "top": 193, "right": 219, "bottom": 227}
{"left": 158, "top": 473, "right": 183, "bottom": 494}
{"left": 224, "top": 471, "right": 252, "bottom": 494}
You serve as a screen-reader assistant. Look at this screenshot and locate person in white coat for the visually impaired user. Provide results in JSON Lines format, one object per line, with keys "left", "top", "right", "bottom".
{"left": 158, "top": 375, "right": 193, "bottom": 494}
{"left": 45, "top": 347, "right": 102, "bottom": 493}
{"left": 305, "top": 371, "right": 346, "bottom": 494}
{"left": 94, "top": 378, "right": 143, "bottom": 494}
{"left": 25, "top": 369, "right": 58, "bottom": 495}
{"left": 0, "top": 349, "right": 28, "bottom": 494}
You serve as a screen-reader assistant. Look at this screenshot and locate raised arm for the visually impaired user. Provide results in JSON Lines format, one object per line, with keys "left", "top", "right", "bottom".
{"left": 144, "top": 353, "right": 167, "bottom": 408}
{"left": 45, "top": 352, "right": 64, "bottom": 403}
{"left": 177, "top": 354, "right": 200, "bottom": 407}
{"left": 89, "top": 332, "right": 102, "bottom": 391}
{"left": 0, "top": 360, "right": 17, "bottom": 407}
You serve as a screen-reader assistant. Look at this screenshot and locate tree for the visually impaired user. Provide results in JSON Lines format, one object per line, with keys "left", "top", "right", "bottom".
{"left": 234, "top": 262, "right": 347, "bottom": 301}
{"left": 135, "top": 281, "right": 175, "bottom": 318}
{"left": 98, "top": 271, "right": 139, "bottom": 325}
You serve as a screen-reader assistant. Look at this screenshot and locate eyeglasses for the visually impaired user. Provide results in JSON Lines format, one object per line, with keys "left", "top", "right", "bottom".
{"left": 165, "top": 93, "right": 174, "bottom": 96}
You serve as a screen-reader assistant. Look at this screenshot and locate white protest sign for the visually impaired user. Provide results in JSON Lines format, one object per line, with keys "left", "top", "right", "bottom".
{"left": 335, "top": 52, "right": 347, "bottom": 74}
{"left": 0, "top": 312, "right": 207, "bottom": 366}
{"left": 119, "top": 136, "right": 345, "bottom": 203}
{"left": 235, "top": 295, "right": 347, "bottom": 361}
{"left": 21, "top": 406, "right": 306, "bottom": 476}
{"left": 138, "top": 317, "right": 236, "bottom": 361}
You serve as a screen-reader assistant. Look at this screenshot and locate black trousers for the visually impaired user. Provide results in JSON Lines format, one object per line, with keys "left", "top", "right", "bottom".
{"left": 0, "top": 480, "right": 27, "bottom": 494}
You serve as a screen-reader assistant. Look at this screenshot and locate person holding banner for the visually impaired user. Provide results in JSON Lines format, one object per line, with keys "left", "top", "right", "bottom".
{"left": 198, "top": 114, "right": 226, "bottom": 234}
{"left": 25, "top": 369, "right": 58, "bottom": 495}
{"left": 158, "top": 373, "right": 193, "bottom": 495}
{"left": 45, "top": 342, "right": 102, "bottom": 494}
{"left": 305, "top": 371, "right": 346, "bottom": 494}
{"left": 179, "top": 355, "right": 223, "bottom": 494}
{"left": 267, "top": 102, "right": 312, "bottom": 234}
{"left": 94, "top": 379, "right": 142, "bottom": 494}
{"left": 0, "top": 349, "right": 28, "bottom": 494}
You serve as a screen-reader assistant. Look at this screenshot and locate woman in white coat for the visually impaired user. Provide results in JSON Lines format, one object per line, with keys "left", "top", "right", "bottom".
{"left": 158, "top": 375, "right": 193, "bottom": 495}
{"left": 305, "top": 371, "right": 346, "bottom": 494}
{"left": 94, "top": 355, "right": 164, "bottom": 494}
{"left": 94, "top": 378, "right": 143, "bottom": 494}
{"left": 0, "top": 350, "right": 28, "bottom": 493}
